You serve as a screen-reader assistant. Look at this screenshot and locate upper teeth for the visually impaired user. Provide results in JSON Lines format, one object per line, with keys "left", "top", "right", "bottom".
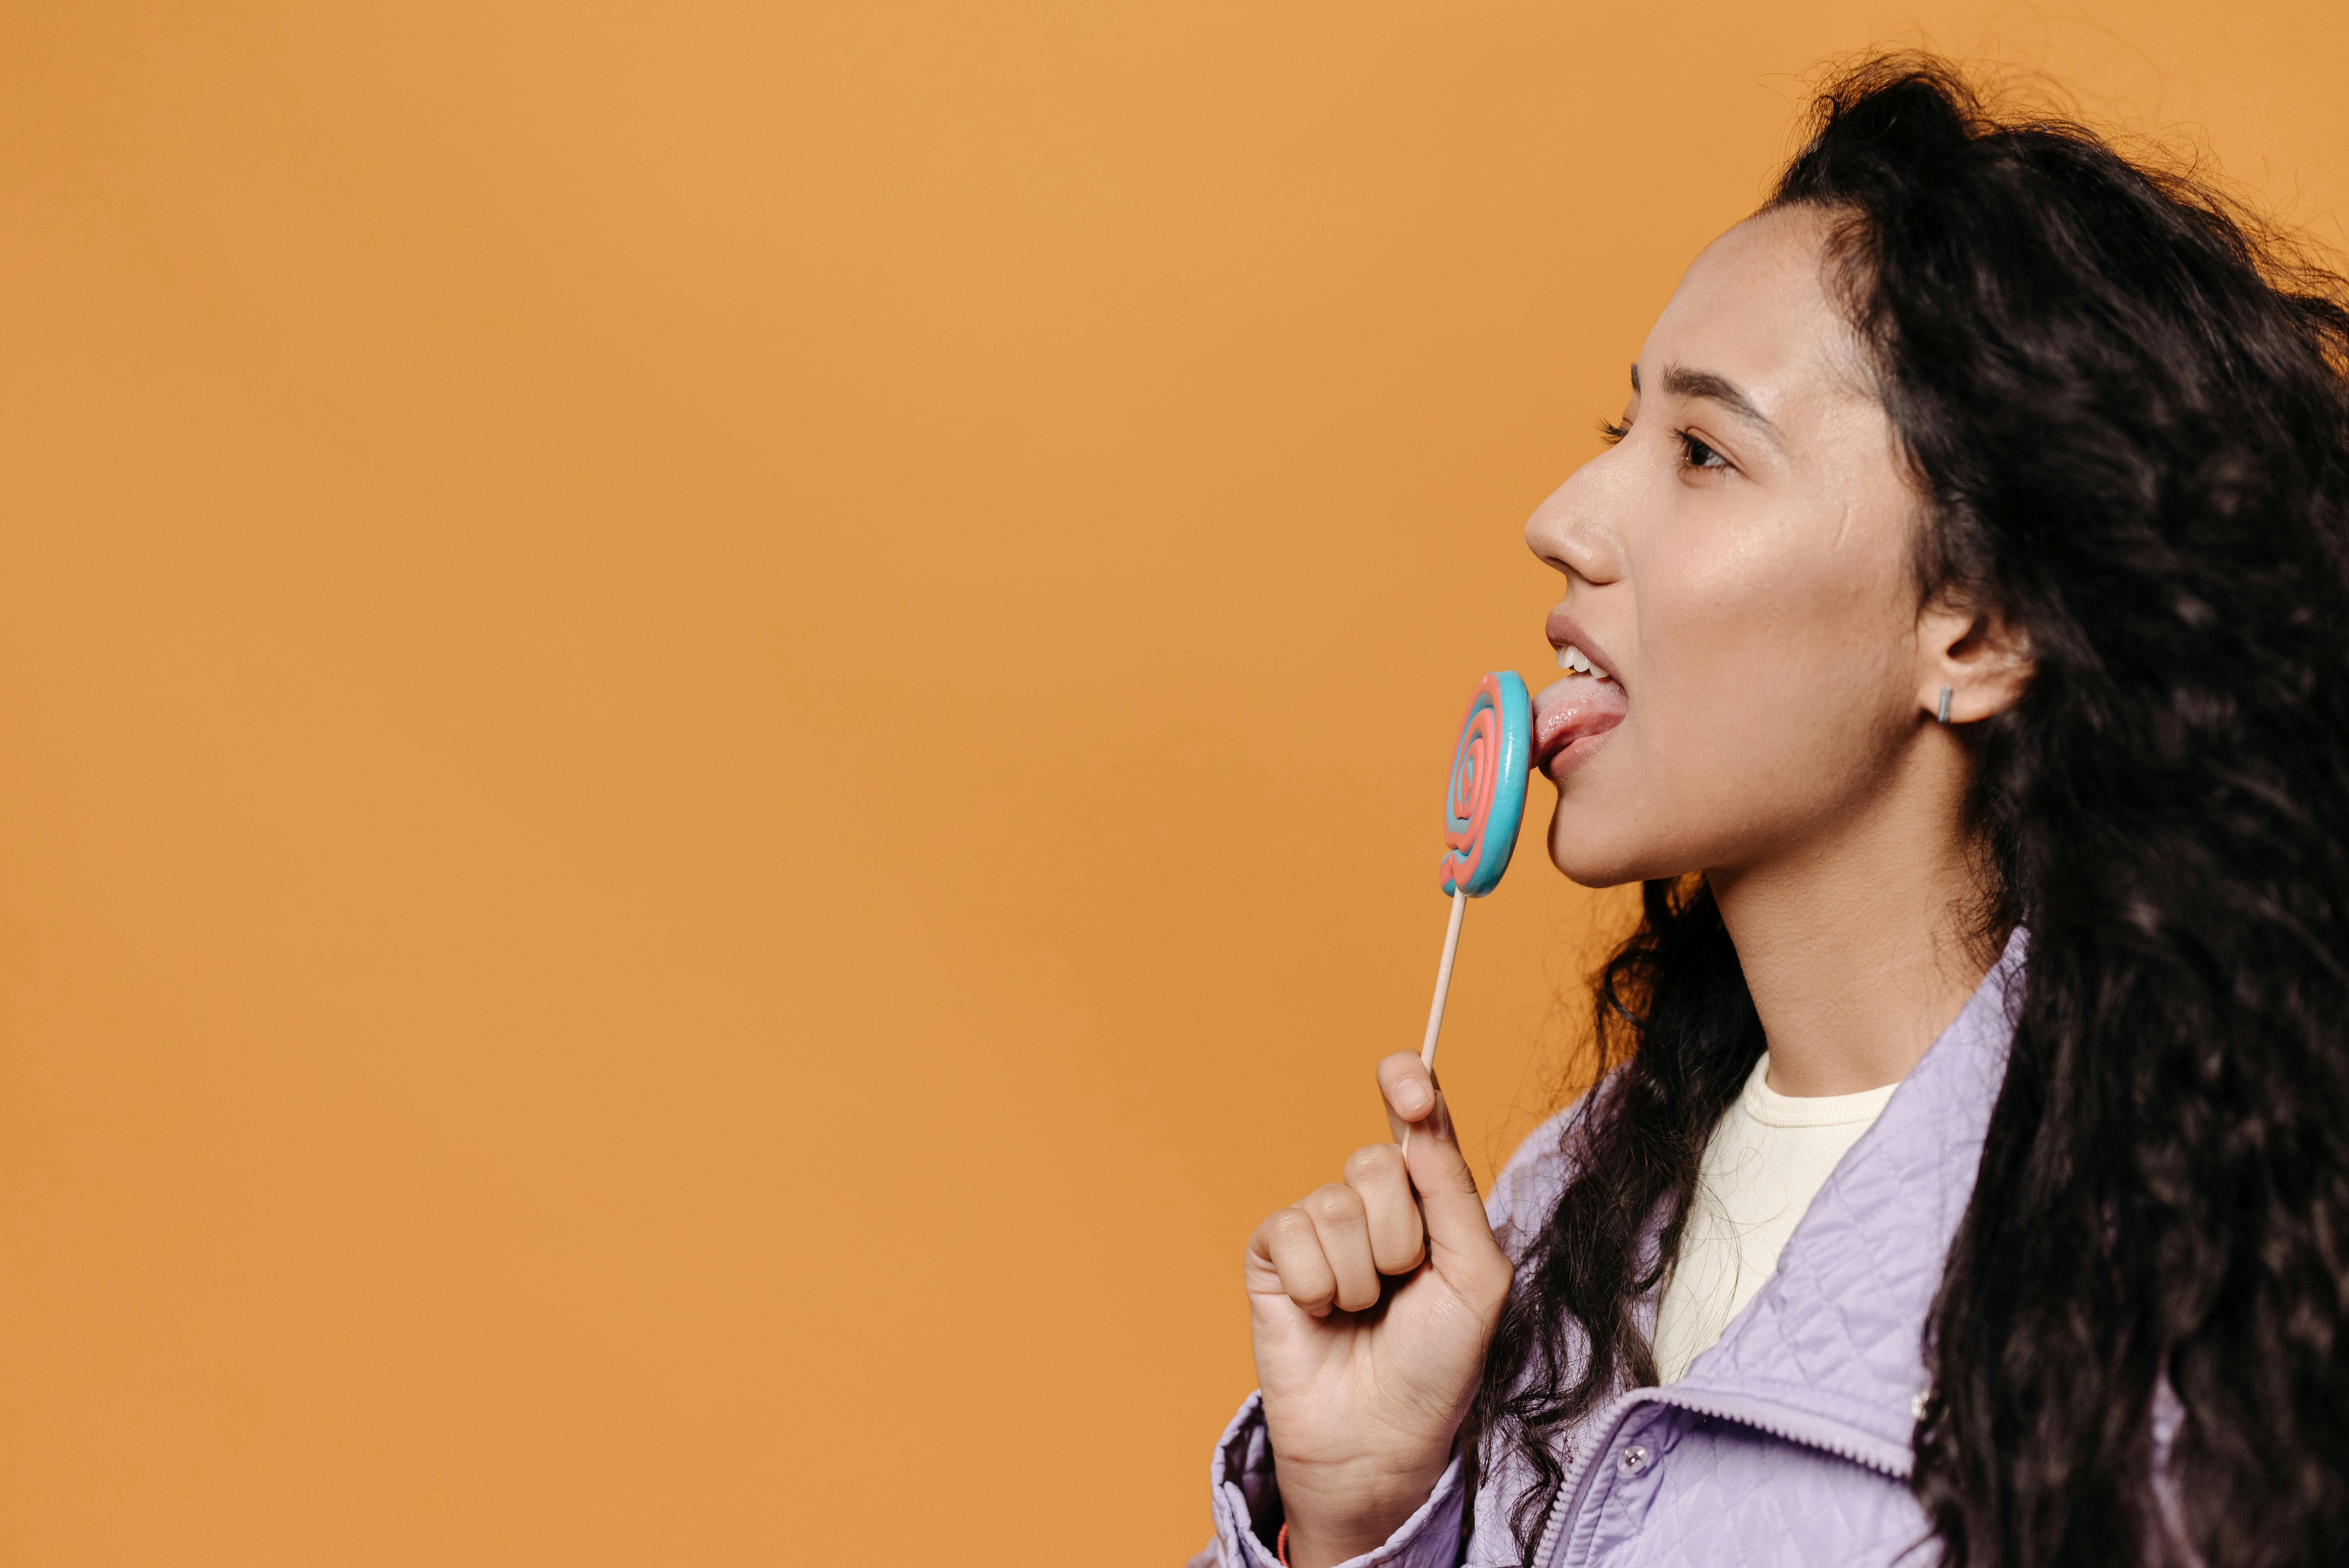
{"left": 1557, "top": 644, "right": 1608, "bottom": 679}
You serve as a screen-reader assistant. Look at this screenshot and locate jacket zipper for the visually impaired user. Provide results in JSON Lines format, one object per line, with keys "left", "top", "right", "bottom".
{"left": 1642, "top": 1386, "right": 1908, "bottom": 1477}
{"left": 1528, "top": 1388, "right": 1906, "bottom": 1568}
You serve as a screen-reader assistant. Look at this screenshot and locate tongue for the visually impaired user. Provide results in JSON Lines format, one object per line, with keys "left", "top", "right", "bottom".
{"left": 1533, "top": 675, "right": 1629, "bottom": 758}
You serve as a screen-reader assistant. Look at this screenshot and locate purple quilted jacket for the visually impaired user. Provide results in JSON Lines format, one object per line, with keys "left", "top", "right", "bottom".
{"left": 1196, "top": 932, "right": 2175, "bottom": 1566}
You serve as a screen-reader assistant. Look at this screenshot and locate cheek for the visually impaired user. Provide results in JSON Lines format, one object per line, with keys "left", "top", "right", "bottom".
{"left": 1662, "top": 557, "right": 1903, "bottom": 717}
{"left": 1615, "top": 503, "right": 1918, "bottom": 832}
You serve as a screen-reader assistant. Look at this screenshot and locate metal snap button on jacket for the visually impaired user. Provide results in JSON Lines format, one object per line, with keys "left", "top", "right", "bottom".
{"left": 1618, "top": 1444, "right": 1651, "bottom": 1476}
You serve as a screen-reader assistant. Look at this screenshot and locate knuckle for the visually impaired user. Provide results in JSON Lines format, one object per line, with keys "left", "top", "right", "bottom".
{"left": 1344, "top": 1144, "right": 1403, "bottom": 1185}
{"left": 1262, "top": 1206, "right": 1317, "bottom": 1250}
{"left": 1307, "top": 1183, "right": 1364, "bottom": 1226}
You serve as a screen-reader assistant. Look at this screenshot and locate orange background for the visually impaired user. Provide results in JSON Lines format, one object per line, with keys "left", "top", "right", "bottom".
{"left": 0, "top": 4, "right": 2340, "bottom": 1562}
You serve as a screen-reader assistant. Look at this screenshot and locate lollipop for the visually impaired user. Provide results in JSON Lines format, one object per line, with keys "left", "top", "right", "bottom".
{"left": 1417, "top": 672, "right": 1533, "bottom": 1090}
{"left": 1438, "top": 671, "right": 1533, "bottom": 900}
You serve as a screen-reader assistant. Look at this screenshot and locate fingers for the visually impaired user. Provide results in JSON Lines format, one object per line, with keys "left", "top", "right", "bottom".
{"left": 1343, "top": 1142, "right": 1426, "bottom": 1275}
{"left": 1244, "top": 1144, "right": 1433, "bottom": 1317}
{"left": 1248, "top": 1205, "right": 1339, "bottom": 1315}
{"left": 1301, "top": 1183, "right": 1380, "bottom": 1312}
{"left": 1242, "top": 1051, "right": 1501, "bottom": 1321}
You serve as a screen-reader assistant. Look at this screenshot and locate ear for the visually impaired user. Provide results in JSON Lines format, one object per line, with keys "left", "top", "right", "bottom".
{"left": 1916, "top": 597, "right": 2033, "bottom": 724}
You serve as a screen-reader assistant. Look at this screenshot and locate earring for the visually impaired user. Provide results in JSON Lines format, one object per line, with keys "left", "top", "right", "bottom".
{"left": 1936, "top": 686, "right": 1953, "bottom": 724}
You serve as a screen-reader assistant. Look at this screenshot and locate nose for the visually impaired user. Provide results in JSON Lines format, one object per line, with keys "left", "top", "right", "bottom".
{"left": 1523, "top": 451, "right": 1627, "bottom": 587}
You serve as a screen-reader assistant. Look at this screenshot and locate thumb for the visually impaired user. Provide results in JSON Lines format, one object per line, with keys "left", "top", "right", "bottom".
{"left": 1400, "top": 1092, "right": 1507, "bottom": 1279}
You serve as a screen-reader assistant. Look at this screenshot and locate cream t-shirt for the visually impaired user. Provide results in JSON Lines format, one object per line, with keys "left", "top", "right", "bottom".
{"left": 1651, "top": 1053, "right": 1900, "bottom": 1385}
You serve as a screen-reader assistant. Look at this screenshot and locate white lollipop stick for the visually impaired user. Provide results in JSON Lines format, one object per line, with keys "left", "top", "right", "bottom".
{"left": 1402, "top": 887, "right": 1467, "bottom": 1156}
{"left": 1421, "top": 886, "right": 1467, "bottom": 1066}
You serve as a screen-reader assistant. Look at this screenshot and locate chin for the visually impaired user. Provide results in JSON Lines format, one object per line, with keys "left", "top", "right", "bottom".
{"left": 1544, "top": 802, "right": 1651, "bottom": 890}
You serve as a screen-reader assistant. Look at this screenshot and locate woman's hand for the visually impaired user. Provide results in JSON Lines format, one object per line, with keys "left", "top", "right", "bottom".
{"left": 1244, "top": 1052, "right": 1515, "bottom": 1568}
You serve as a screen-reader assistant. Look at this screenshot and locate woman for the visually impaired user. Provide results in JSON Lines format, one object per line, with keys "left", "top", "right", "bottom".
{"left": 1200, "top": 57, "right": 2349, "bottom": 1568}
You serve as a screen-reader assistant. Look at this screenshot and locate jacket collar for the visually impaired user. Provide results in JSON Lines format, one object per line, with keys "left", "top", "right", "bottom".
{"left": 1650, "top": 927, "right": 2027, "bottom": 1475}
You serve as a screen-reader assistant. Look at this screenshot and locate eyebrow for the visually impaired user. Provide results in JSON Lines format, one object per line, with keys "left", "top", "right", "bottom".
{"left": 1631, "top": 362, "right": 1782, "bottom": 444}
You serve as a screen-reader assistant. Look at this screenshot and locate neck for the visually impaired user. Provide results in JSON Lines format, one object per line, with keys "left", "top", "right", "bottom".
{"left": 1707, "top": 752, "right": 1996, "bottom": 1098}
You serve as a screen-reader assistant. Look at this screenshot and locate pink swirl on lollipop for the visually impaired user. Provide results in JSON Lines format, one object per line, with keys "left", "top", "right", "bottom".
{"left": 1439, "top": 693, "right": 1502, "bottom": 891}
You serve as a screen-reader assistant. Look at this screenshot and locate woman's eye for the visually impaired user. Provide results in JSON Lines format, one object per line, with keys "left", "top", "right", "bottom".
{"left": 1679, "top": 431, "right": 1729, "bottom": 470}
{"left": 1598, "top": 418, "right": 1631, "bottom": 447}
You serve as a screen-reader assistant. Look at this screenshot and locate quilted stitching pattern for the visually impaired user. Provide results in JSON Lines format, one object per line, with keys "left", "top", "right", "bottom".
{"left": 1683, "top": 934, "right": 2020, "bottom": 1454}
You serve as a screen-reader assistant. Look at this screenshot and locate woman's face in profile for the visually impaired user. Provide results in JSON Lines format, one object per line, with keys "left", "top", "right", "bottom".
{"left": 1524, "top": 204, "right": 1937, "bottom": 888}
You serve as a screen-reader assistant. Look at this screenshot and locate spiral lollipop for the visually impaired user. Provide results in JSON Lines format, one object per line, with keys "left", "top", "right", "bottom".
{"left": 1415, "top": 672, "right": 1534, "bottom": 1104}
{"left": 1438, "top": 671, "right": 1533, "bottom": 898}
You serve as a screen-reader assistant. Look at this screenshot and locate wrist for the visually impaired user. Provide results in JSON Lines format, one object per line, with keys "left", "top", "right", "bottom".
{"left": 1282, "top": 1508, "right": 1417, "bottom": 1568}
{"left": 1273, "top": 1450, "right": 1453, "bottom": 1568}
{"left": 1282, "top": 1519, "right": 1391, "bottom": 1568}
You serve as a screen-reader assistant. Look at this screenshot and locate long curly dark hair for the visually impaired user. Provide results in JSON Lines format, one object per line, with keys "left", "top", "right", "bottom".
{"left": 1470, "top": 56, "right": 2349, "bottom": 1567}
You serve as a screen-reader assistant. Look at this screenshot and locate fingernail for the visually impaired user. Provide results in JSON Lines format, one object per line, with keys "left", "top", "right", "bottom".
{"left": 1403, "top": 1081, "right": 1432, "bottom": 1115}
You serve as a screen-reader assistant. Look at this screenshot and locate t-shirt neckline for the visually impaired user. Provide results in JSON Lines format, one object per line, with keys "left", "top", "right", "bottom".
{"left": 1738, "top": 1052, "right": 1903, "bottom": 1128}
